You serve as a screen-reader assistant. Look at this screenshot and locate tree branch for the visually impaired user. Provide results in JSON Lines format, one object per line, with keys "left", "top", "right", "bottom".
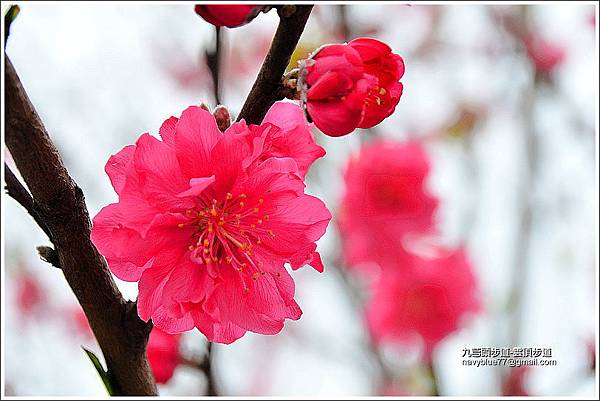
{"left": 237, "top": 5, "right": 313, "bottom": 124}
{"left": 202, "top": 342, "right": 218, "bottom": 396}
{"left": 206, "top": 26, "right": 222, "bottom": 106}
{"left": 4, "top": 54, "right": 157, "bottom": 396}
{"left": 4, "top": 162, "right": 53, "bottom": 240}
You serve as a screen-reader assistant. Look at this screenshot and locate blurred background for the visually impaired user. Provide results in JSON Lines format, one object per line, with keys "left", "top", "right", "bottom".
{"left": 2, "top": 2, "right": 597, "bottom": 397}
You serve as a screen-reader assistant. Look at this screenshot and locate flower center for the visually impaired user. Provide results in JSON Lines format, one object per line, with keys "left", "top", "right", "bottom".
{"left": 364, "top": 86, "right": 386, "bottom": 107}
{"left": 178, "top": 192, "right": 276, "bottom": 291}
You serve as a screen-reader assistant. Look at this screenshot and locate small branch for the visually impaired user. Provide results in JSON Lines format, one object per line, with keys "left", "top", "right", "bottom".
{"left": 202, "top": 342, "right": 218, "bottom": 396}
{"left": 206, "top": 26, "right": 222, "bottom": 105}
{"left": 5, "top": 54, "right": 157, "bottom": 395}
{"left": 330, "top": 262, "right": 395, "bottom": 389}
{"left": 338, "top": 4, "right": 351, "bottom": 41}
{"left": 237, "top": 5, "right": 313, "bottom": 124}
{"left": 427, "top": 361, "right": 440, "bottom": 396}
{"left": 36, "top": 245, "right": 61, "bottom": 269}
{"left": 4, "top": 162, "right": 53, "bottom": 240}
{"left": 181, "top": 342, "right": 219, "bottom": 396}
{"left": 4, "top": 5, "right": 20, "bottom": 46}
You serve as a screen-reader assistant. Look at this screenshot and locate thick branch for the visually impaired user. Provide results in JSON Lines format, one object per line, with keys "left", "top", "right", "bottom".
{"left": 237, "top": 5, "right": 313, "bottom": 124}
{"left": 4, "top": 54, "right": 157, "bottom": 396}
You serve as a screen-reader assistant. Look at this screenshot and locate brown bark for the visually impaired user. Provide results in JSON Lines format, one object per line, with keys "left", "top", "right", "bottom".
{"left": 4, "top": 54, "right": 157, "bottom": 396}
{"left": 237, "top": 5, "right": 313, "bottom": 124}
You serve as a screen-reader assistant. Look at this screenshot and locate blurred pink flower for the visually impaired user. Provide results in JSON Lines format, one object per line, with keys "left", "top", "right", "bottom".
{"left": 15, "top": 270, "right": 45, "bottom": 315}
{"left": 365, "top": 246, "right": 480, "bottom": 360}
{"left": 501, "top": 366, "right": 530, "bottom": 396}
{"left": 338, "top": 140, "right": 438, "bottom": 268}
{"left": 147, "top": 328, "right": 182, "bottom": 384}
{"left": 301, "top": 38, "right": 404, "bottom": 137}
{"left": 91, "top": 101, "right": 331, "bottom": 344}
{"left": 69, "top": 306, "right": 94, "bottom": 338}
{"left": 194, "top": 4, "right": 268, "bottom": 28}
{"left": 524, "top": 35, "right": 566, "bottom": 74}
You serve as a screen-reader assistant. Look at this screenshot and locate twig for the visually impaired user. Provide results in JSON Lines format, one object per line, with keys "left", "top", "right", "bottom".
{"left": 5, "top": 54, "right": 157, "bottom": 395}
{"left": 181, "top": 342, "right": 219, "bottom": 396}
{"left": 4, "top": 163, "right": 52, "bottom": 240}
{"left": 4, "top": 5, "right": 20, "bottom": 46}
{"left": 330, "top": 262, "right": 395, "bottom": 389}
{"left": 338, "top": 4, "right": 351, "bottom": 41}
{"left": 203, "top": 342, "right": 218, "bottom": 396}
{"left": 206, "top": 26, "right": 222, "bottom": 105}
{"left": 237, "top": 5, "right": 313, "bottom": 124}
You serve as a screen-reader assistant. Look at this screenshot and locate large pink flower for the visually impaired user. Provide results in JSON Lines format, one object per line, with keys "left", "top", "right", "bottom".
{"left": 338, "top": 140, "right": 438, "bottom": 267}
{"left": 147, "top": 327, "right": 181, "bottom": 384}
{"left": 365, "top": 246, "right": 480, "bottom": 360}
{"left": 301, "top": 38, "right": 405, "bottom": 137}
{"left": 91, "top": 102, "right": 331, "bottom": 343}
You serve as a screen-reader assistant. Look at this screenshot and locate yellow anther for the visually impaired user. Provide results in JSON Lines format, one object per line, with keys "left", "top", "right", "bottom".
{"left": 239, "top": 201, "right": 245, "bottom": 207}
{"left": 226, "top": 192, "right": 233, "bottom": 200}
{"left": 252, "top": 272, "right": 261, "bottom": 280}
{"left": 177, "top": 223, "right": 185, "bottom": 228}
{"left": 244, "top": 287, "right": 250, "bottom": 294}
{"left": 268, "top": 230, "right": 275, "bottom": 237}
{"left": 258, "top": 198, "right": 264, "bottom": 204}
{"left": 253, "top": 207, "right": 259, "bottom": 213}
{"left": 225, "top": 257, "right": 232, "bottom": 264}
{"left": 379, "top": 87, "right": 386, "bottom": 95}
{"left": 240, "top": 193, "right": 247, "bottom": 198}
{"left": 250, "top": 224, "right": 256, "bottom": 228}
{"left": 203, "top": 239, "right": 210, "bottom": 247}
{"left": 257, "top": 219, "right": 263, "bottom": 225}
{"left": 256, "top": 239, "right": 262, "bottom": 244}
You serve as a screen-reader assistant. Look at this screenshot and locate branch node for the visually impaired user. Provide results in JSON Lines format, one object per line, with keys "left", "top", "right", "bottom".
{"left": 36, "top": 245, "right": 61, "bottom": 269}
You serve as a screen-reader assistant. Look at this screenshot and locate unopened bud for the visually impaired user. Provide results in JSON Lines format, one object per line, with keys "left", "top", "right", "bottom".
{"left": 213, "top": 105, "right": 231, "bottom": 132}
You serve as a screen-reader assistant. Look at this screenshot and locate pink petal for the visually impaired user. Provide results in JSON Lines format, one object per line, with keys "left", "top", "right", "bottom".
{"left": 134, "top": 133, "right": 191, "bottom": 211}
{"left": 175, "top": 106, "right": 222, "bottom": 178}
{"left": 105, "top": 145, "right": 136, "bottom": 195}
{"left": 91, "top": 203, "right": 155, "bottom": 281}
{"left": 159, "top": 116, "right": 179, "bottom": 147}
{"left": 176, "top": 176, "right": 216, "bottom": 198}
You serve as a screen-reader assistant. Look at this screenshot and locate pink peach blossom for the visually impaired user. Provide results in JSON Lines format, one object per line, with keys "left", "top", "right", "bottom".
{"left": 524, "top": 35, "right": 565, "bottom": 74}
{"left": 301, "top": 38, "right": 405, "bottom": 137}
{"left": 91, "top": 101, "right": 331, "bottom": 343}
{"left": 338, "top": 140, "right": 438, "bottom": 268}
{"left": 366, "top": 246, "right": 480, "bottom": 360}
{"left": 147, "top": 328, "right": 182, "bottom": 384}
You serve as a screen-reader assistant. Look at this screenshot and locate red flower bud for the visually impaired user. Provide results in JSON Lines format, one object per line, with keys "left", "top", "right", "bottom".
{"left": 300, "top": 38, "right": 404, "bottom": 137}
{"left": 194, "top": 4, "right": 266, "bottom": 28}
{"left": 524, "top": 35, "right": 565, "bottom": 74}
